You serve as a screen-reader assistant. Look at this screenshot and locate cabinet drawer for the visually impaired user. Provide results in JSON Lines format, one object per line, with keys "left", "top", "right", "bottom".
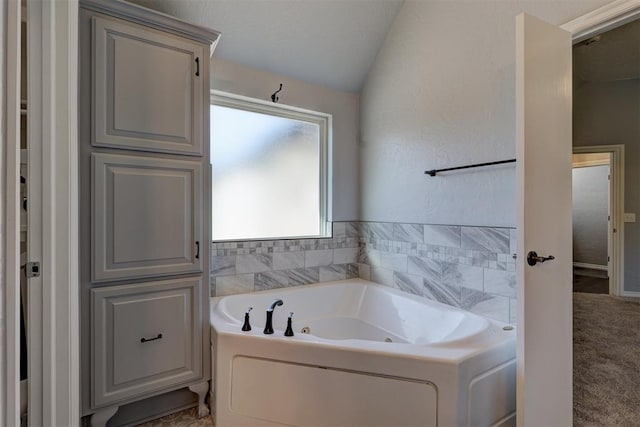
{"left": 92, "top": 278, "right": 202, "bottom": 406}
{"left": 92, "top": 16, "right": 205, "bottom": 155}
{"left": 92, "top": 153, "right": 203, "bottom": 281}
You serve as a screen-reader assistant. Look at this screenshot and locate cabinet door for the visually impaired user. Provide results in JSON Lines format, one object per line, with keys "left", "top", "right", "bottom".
{"left": 92, "top": 16, "right": 205, "bottom": 155}
{"left": 92, "top": 153, "right": 202, "bottom": 282}
{"left": 92, "top": 278, "right": 202, "bottom": 406}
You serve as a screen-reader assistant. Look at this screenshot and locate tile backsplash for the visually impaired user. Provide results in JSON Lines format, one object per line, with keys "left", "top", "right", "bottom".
{"left": 211, "top": 222, "right": 360, "bottom": 297}
{"left": 358, "top": 222, "right": 516, "bottom": 324}
{"left": 211, "top": 221, "right": 516, "bottom": 324}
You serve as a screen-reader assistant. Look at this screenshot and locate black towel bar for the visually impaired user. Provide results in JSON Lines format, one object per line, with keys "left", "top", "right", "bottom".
{"left": 425, "top": 159, "right": 516, "bottom": 177}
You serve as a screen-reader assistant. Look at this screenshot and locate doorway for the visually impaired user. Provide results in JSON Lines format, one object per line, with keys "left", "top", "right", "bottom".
{"left": 572, "top": 13, "right": 638, "bottom": 298}
{"left": 569, "top": 10, "right": 640, "bottom": 425}
{"left": 572, "top": 152, "right": 612, "bottom": 294}
{"left": 572, "top": 145, "right": 624, "bottom": 296}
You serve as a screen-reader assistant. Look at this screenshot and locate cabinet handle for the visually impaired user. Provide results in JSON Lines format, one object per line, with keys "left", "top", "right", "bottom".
{"left": 195, "top": 241, "right": 200, "bottom": 259}
{"left": 195, "top": 57, "right": 200, "bottom": 76}
{"left": 140, "top": 333, "right": 163, "bottom": 343}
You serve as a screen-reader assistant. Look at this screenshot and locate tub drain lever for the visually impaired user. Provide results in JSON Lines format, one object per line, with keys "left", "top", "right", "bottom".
{"left": 285, "top": 312, "right": 294, "bottom": 337}
{"left": 242, "top": 307, "right": 253, "bottom": 331}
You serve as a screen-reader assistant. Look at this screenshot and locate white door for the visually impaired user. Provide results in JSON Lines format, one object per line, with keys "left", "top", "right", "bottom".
{"left": 516, "top": 13, "right": 573, "bottom": 427}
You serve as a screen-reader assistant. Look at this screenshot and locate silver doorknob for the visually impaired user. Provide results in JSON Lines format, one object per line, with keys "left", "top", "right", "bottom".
{"left": 527, "top": 251, "right": 555, "bottom": 266}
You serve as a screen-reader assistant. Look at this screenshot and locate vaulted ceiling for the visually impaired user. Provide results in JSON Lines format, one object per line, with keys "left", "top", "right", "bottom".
{"left": 128, "top": 0, "right": 405, "bottom": 92}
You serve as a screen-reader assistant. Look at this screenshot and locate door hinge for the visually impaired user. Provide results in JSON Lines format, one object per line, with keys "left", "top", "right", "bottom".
{"left": 26, "top": 261, "right": 40, "bottom": 278}
{"left": 608, "top": 256, "right": 610, "bottom": 262}
{"left": 608, "top": 215, "right": 611, "bottom": 221}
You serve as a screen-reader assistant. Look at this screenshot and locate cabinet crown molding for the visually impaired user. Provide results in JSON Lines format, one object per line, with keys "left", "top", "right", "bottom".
{"left": 80, "top": 0, "right": 220, "bottom": 46}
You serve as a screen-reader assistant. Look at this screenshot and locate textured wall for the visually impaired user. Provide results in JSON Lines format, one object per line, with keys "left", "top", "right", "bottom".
{"left": 211, "top": 58, "right": 360, "bottom": 222}
{"left": 574, "top": 79, "right": 640, "bottom": 291}
{"left": 360, "top": 0, "right": 612, "bottom": 227}
{"left": 572, "top": 165, "right": 609, "bottom": 267}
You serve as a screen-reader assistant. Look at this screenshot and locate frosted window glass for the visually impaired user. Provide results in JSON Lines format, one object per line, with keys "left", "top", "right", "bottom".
{"left": 211, "top": 105, "right": 321, "bottom": 240}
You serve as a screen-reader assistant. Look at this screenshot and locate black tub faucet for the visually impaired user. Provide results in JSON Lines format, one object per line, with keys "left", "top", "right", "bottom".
{"left": 264, "top": 299, "right": 283, "bottom": 334}
{"left": 285, "top": 312, "right": 294, "bottom": 337}
{"left": 242, "top": 307, "right": 253, "bottom": 331}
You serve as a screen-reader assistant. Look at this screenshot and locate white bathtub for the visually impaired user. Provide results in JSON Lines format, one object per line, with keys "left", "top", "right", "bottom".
{"left": 210, "top": 279, "right": 516, "bottom": 427}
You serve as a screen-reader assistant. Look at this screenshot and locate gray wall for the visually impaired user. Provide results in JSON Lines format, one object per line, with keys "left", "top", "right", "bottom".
{"left": 360, "top": 0, "right": 612, "bottom": 227}
{"left": 209, "top": 1, "right": 615, "bottom": 317}
{"left": 574, "top": 79, "right": 640, "bottom": 291}
{"left": 572, "top": 165, "right": 609, "bottom": 267}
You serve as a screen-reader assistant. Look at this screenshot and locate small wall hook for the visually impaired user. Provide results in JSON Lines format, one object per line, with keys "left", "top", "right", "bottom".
{"left": 271, "top": 83, "right": 283, "bottom": 103}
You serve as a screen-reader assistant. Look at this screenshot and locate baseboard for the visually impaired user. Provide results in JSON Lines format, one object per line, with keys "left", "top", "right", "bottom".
{"left": 620, "top": 290, "right": 640, "bottom": 298}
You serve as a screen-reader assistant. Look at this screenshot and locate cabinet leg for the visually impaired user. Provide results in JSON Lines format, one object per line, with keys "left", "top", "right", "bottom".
{"left": 90, "top": 406, "right": 118, "bottom": 427}
{"left": 188, "top": 381, "right": 210, "bottom": 418}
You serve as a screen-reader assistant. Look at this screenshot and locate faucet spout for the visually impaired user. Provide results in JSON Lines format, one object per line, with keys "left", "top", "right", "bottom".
{"left": 267, "top": 299, "right": 283, "bottom": 312}
{"left": 264, "top": 299, "right": 284, "bottom": 334}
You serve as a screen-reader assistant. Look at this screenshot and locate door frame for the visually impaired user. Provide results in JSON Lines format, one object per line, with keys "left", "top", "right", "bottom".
{"left": 572, "top": 145, "right": 624, "bottom": 296}
{"left": 24, "top": 0, "right": 80, "bottom": 425}
{"left": 1, "top": 0, "right": 23, "bottom": 425}
{"left": 4, "top": 2, "right": 82, "bottom": 423}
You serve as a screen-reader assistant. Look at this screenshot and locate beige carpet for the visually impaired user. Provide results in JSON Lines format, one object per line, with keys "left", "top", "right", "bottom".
{"left": 574, "top": 292, "right": 640, "bottom": 426}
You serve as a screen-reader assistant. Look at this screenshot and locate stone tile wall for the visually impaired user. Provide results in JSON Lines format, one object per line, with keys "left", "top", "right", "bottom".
{"left": 210, "top": 220, "right": 517, "bottom": 324}
{"left": 210, "top": 222, "right": 360, "bottom": 296}
{"left": 358, "top": 222, "right": 516, "bottom": 324}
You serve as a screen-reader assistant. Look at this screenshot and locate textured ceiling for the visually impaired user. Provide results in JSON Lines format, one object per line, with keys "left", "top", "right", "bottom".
{"left": 574, "top": 18, "right": 640, "bottom": 83}
{"left": 127, "top": 0, "right": 405, "bottom": 92}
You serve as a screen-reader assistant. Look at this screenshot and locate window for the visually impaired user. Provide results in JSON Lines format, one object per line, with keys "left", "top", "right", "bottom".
{"left": 210, "top": 91, "right": 331, "bottom": 241}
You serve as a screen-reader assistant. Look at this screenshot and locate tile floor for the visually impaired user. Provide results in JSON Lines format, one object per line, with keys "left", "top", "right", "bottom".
{"left": 135, "top": 407, "right": 212, "bottom": 427}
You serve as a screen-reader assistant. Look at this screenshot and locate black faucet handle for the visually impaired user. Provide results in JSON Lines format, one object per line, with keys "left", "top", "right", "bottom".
{"left": 285, "top": 312, "right": 294, "bottom": 337}
{"left": 242, "top": 307, "right": 253, "bottom": 331}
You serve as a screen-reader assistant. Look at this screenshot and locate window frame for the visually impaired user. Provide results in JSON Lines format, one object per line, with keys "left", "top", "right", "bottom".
{"left": 210, "top": 90, "right": 332, "bottom": 242}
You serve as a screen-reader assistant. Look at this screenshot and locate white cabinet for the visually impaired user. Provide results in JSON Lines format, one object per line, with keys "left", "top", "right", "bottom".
{"left": 92, "top": 278, "right": 202, "bottom": 406}
{"left": 79, "top": 1, "right": 218, "bottom": 423}
{"left": 92, "top": 153, "right": 203, "bottom": 282}
{"left": 92, "top": 16, "right": 205, "bottom": 155}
